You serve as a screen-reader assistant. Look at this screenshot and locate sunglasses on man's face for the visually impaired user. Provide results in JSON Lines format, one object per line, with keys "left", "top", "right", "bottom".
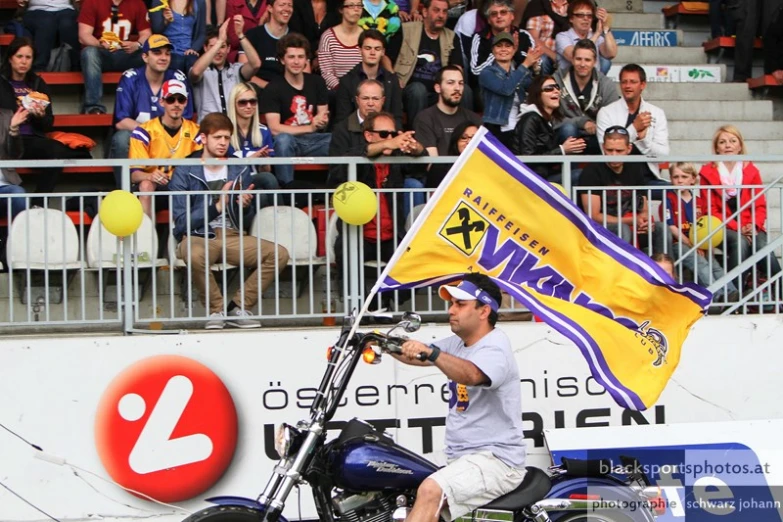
{"left": 542, "top": 84, "right": 561, "bottom": 93}
{"left": 164, "top": 94, "right": 187, "bottom": 104}
{"left": 370, "top": 129, "right": 398, "bottom": 138}
{"left": 237, "top": 98, "right": 258, "bottom": 107}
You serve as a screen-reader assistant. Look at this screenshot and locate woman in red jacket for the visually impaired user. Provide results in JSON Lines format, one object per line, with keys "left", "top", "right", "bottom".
{"left": 699, "top": 124, "right": 781, "bottom": 286}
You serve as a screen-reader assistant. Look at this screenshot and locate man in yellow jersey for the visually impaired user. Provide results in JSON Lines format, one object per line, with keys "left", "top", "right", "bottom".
{"left": 129, "top": 79, "right": 202, "bottom": 217}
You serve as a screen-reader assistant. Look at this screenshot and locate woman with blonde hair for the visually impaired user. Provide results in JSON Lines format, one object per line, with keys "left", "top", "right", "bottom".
{"left": 698, "top": 124, "right": 781, "bottom": 289}
{"left": 227, "top": 82, "right": 280, "bottom": 205}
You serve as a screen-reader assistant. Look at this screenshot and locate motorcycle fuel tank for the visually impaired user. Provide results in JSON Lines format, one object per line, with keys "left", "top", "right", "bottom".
{"left": 331, "top": 439, "right": 440, "bottom": 491}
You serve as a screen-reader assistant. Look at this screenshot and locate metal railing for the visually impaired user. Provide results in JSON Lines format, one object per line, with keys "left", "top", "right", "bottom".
{"left": 0, "top": 153, "right": 780, "bottom": 333}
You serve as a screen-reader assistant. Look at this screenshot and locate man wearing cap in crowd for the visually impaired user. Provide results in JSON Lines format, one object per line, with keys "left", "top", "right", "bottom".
{"left": 393, "top": 272, "right": 527, "bottom": 522}
{"left": 110, "top": 34, "right": 195, "bottom": 189}
{"left": 129, "top": 79, "right": 202, "bottom": 218}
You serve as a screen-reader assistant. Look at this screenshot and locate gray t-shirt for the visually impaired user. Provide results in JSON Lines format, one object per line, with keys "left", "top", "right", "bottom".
{"left": 436, "top": 328, "right": 526, "bottom": 469}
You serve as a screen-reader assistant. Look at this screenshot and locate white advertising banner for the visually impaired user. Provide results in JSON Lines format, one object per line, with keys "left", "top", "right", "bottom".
{"left": 0, "top": 316, "right": 782, "bottom": 522}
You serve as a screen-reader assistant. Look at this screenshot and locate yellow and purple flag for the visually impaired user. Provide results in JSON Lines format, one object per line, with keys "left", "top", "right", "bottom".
{"left": 370, "top": 127, "right": 711, "bottom": 410}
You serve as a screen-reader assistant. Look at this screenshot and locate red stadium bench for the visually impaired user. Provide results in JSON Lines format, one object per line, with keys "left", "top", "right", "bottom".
{"left": 703, "top": 36, "right": 763, "bottom": 52}
{"left": 0, "top": 34, "right": 13, "bottom": 46}
{"left": 748, "top": 75, "right": 782, "bottom": 89}
{"left": 40, "top": 72, "right": 122, "bottom": 85}
{"left": 663, "top": 1, "right": 708, "bottom": 17}
{"left": 53, "top": 114, "right": 113, "bottom": 127}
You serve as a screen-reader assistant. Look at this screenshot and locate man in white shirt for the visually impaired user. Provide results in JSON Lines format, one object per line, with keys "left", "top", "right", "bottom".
{"left": 596, "top": 63, "right": 669, "bottom": 185}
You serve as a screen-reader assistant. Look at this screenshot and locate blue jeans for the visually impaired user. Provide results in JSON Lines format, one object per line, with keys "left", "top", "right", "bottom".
{"left": 23, "top": 8, "right": 80, "bottom": 72}
{"left": 556, "top": 121, "right": 601, "bottom": 155}
{"left": 0, "top": 184, "right": 26, "bottom": 220}
{"left": 402, "top": 177, "right": 426, "bottom": 222}
{"left": 540, "top": 54, "right": 555, "bottom": 76}
{"left": 606, "top": 222, "right": 673, "bottom": 257}
{"left": 249, "top": 171, "right": 280, "bottom": 208}
{"left": 81, "top": 46, "right": 144, "bottom": 113}
{"left": 599, "top": 55, "right": 611, "bottom": 75}
{"left": 273, "top": 132, "right": 331, "bottom": 186}
{"left": 677, "top": 249, "right": 737, "bottom": 298}
{"left": 109, "top": 129, "right": 132, "bottom": 188}
{"left": 170, "top": 53, "right": 199, "bottom": 75}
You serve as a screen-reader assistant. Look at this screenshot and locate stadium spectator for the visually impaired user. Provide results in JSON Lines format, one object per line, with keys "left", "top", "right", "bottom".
{"left": 413, "top": 65, "right": 479, "bottom": 155}
{"left": 335, "top": 29, "right": 403, "bottom": 128}
{"left": 478, "top": 31, "right": 540, "bottom": 149}
{"left": 578, "top": 125, "right": 670, "bottom": 256}
{"left": 333, "top": 111, "right": 425, "bottom": 312}
{"left": 427, "top": 119, "right": 476, "bottom": 187}
{"left": 150, "top": 0, "right": 207, "bottom": 74}
{"left": 698, "top": 125, "right": 782, "bottom": 285}
{"left": 0, "top": 37, "right": 91, "bottom": 200}
{"left": 170, "top": 112, "right": 290, "bottom": 330}
{"left": 553, "top": 38, "right": 619, "bottom": 156}
{"left": 225, "top": 0, "right": 269, "bottom": 62}
{"left": 20, "top": 0, "right": 80, "bottom": 72}
{"left": 288, "top": 0, "right": 341, "bottom": 61}
{"left": 328, "top": 78, "right": 384, "bottom": 185}
{"left": 726, "top": 0, "right": 782, "bottom": 83}
{"left": 259, "top": 33, "right": 331, "bottom": 187}
{"left": 651, "top": 252, "right": 675, "bottom": 279}
{"left": 241, "top": 0, "right": 293, "bottom": 93}
{"left": 763, "top": 2, "right": 783, "bottom": 84}
{"left": 358, "top": 0, "right": 403, "bottom": 40}
{"left": 596, "top": 63, "right": 669, "bottom": 184}
{"left": 0, "top": 107, "right": 28, "bottom": 220}
{"left": 387, "top": 0, "right": 468, "bottom": 120}
{"left": 512, "top": 75, "right": 585, "bottom": 183}
{"left": 554, "top": 0, "right": 616, "bottom": 75}
{"left": 189, "top": 18, "right": 262, "bottom": 123}
{"left": 521, "top": 0, "right": 568, "bottom": 75}
{"left": 227, "top": 82, "right": 277, "bottom": 180}
{"left": 414, "top": 66, "right": 479, "bottom": 186}
{"left": 110, "top": 35, "right": 194, "bottom": 188}
{"left": 662, "top": 162, "right": 738, "bottom": 305}
{"left": 78, "top": 0, "right": 152, "bottom": 115}
{"left": 129, "top": 79, "right": 202, "bottom": 217}
{"left": 318, "top": 0, "right": 364, "bottom": 91}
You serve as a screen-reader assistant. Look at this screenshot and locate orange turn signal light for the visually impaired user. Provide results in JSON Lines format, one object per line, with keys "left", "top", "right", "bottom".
{"left": 362, "top": 347, "right": 376, "bottom": 364}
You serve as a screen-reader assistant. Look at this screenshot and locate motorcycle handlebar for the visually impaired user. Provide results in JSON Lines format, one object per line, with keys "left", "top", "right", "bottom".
{"left": 356, "top": 332, "right": 430, "bottom": 362}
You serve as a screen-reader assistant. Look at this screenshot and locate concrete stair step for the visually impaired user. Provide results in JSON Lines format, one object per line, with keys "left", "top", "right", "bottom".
{"left": 615, "top": 46, "right": 708, "bottom": 64}
{"left": 669, "top": 121, "right": 783, "bottom": 140}
{"left": 670, "top": 140, "right": 782, "bottom": 155}
{"left": 612, "top": 12, "right": 665, "bottom": 29}
{"left": 657, "top": 100, "right": 774, "bottom": 120}
{"left": 643, "top": 82, "right": 752, "bottom": 101}
{"left": 600, "top": 0, "right": 644, "bottom": 13}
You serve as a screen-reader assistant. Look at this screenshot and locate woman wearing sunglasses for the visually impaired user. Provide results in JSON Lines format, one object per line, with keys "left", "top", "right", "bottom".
{"left": 227, "top": 82, "right": 277, "bottom": 175}
{"left": 512, "top": 74, "right": 585, "bottom": 184}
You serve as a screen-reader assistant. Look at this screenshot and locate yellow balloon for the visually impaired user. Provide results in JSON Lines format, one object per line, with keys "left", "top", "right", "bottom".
{"left": 689, "top": 215, "right": 724, "bottom": 249}
{"left": 333, "top": 181, "right": 378, "bottom": 226}
{"left": 550, "top": 182, "right": 568, "bottom": 196}
{"left": 99, "top": 190, "right": 143, "bottom": 237}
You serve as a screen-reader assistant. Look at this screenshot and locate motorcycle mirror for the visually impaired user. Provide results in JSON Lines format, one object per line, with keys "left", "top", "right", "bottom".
{"left": 400, "top": 312, "right": 421, "bottom": 332}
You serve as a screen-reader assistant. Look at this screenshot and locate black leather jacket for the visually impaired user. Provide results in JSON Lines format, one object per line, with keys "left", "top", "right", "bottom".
{"left": 511, "top": 108, "right": 563, "bottom": 180}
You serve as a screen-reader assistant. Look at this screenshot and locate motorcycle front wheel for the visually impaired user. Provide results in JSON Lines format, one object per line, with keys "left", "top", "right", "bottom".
{"left": 182, "top": 505, "right": 264, "bottom": 522}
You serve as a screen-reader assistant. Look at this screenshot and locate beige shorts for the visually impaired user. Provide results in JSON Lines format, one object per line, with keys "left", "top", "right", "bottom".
{"left": 428, "top": 451, "right": 527, "bottom": 521}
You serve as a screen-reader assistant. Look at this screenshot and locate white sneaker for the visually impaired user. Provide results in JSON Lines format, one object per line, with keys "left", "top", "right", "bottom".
{"left": 226, "top": 309, "right": 262, "bottom": 329}
{"left": 205, "top": 311, "right": 226, "bottom": 330}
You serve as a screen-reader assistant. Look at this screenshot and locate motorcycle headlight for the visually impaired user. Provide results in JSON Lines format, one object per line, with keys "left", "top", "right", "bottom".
{"left": 275, "top": 423, "right": 301, "bottom": 459}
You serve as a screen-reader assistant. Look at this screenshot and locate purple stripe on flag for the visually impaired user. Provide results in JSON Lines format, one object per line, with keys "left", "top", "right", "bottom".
{"left": 493, "top": 279, "right": 646, "bottom": 411}
{"left": 475, "top": 134, "right": 712, "bottom": 309}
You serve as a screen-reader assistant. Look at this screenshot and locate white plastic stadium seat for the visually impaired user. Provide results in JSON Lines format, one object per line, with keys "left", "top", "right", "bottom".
{"left": 86, "top": 213, "right": 165, "bottom": 268}
{"left": 405, "top": 203, "right": 426, "bottom": 232}
{"left": 6, "top": 208, "right": 84, "bottom": 270}
{"left": 251, "top": 206, "right": 326, "bottom": 267}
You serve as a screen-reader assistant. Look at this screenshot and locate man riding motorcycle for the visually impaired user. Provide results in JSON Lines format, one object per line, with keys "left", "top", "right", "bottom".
{"left": 396, "top": 273, "right": 527, "bottom": 522}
